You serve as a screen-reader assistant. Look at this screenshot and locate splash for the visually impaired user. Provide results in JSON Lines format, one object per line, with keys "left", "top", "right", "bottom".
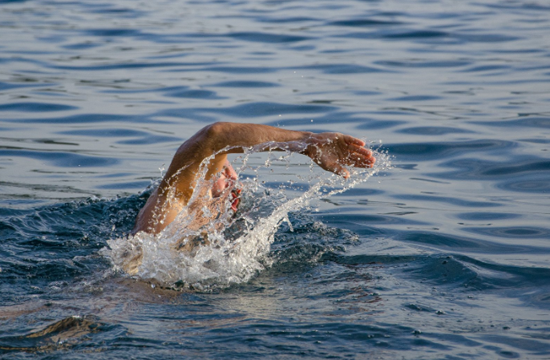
{"left": 103, "top": 143, "right": 391, "bottom": 290}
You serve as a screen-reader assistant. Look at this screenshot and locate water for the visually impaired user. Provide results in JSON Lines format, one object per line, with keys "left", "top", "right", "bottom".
{"left": 104, "top": 148, "right": 389, "bottom": 288}
{"left": 1, "top": 0, "right": 549, "bottom": 358}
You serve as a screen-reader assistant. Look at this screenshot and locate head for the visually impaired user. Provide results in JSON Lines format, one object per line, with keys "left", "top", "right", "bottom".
{"left": 211, "top": 160, "right": 241, "bottom": 211}
{"left": 211, "top": 160, "right": 238, "bottom": 197}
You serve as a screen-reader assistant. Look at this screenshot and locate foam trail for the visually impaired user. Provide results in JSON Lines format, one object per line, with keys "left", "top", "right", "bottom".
{"left": 103, "top": 145, "right": 391, "bottom": 290}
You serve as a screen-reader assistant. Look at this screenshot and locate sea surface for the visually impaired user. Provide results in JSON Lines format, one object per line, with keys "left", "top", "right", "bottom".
{"left": 1, "top": 0, "right": 550, "bottom": 358}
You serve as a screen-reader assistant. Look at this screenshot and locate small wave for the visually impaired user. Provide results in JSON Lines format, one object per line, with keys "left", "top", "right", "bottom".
{"left": 0, "top": 102, "right": 77, "bottom": 112}
{"left": 0, "top": 315, "right": 119, "bottom": 354}
{"left": 103, "top": 146, "right": 391, "bottom": 289}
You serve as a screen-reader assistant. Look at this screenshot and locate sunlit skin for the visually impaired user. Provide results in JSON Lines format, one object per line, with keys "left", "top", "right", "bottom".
{"left": 211, "top": 159, "right": 241, "bottom": 212}
{"left": 132, "top": 122, "right": 375, "bottom": 235}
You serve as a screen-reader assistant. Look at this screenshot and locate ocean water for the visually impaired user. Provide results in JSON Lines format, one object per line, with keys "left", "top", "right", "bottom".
{"left": 1, "top": 0, "right": 550, "bottom": 358}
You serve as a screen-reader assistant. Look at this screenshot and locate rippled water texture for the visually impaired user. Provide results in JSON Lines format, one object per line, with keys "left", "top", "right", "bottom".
{"left": 1, "top": 0, "right": 549, "bottom": 358}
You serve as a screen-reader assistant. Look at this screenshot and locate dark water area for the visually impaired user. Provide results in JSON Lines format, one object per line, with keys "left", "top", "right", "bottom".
{"left": 1, "top": 0, "right": 550, "bottom": 358}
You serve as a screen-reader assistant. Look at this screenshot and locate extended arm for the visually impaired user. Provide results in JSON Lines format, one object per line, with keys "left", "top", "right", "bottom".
{"left": 165, "top": 122, "right": 374, "bottom": 194}
{"left": 133, "top": 122, "right": 375, "bottom": 234}
{"left": 162, "top": 122, "right": 315, "bottom": 199}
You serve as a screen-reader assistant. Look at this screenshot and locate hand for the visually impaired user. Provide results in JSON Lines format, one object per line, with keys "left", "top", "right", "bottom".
{"left": 304, "top": 133, "right": 375, "bottom": 178}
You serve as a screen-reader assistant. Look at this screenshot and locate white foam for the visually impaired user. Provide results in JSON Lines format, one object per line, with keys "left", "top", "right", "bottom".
{"left": 102, "top": 145, "right": 392, "bottom": 290}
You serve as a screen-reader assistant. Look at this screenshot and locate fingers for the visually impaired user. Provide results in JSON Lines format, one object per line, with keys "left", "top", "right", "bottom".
{"left": 343, "top": 135, "right": 366, "bottom": 147}
{"left": 349, "top": 143, "right": 372, "bottom": 157}
{"left": 347, "top": 144, "right": 376, "bottom": 168}
{"left": 357, "top": 156, "right": 376, "bottom": 168}
{"left": 313, "top": 133, "right": 375, "bottom": 176}
{"left": 349, "top": 156, "right": 375, "bottom": 168}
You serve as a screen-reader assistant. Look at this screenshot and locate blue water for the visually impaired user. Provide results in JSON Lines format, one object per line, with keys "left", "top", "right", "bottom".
{"left": 1, "top": 0, "right": 550, "bottom": 358}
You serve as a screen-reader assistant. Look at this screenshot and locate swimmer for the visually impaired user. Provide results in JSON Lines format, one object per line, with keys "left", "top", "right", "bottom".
{"left": 132, "top": 122, "right": 375, "bottom": 236}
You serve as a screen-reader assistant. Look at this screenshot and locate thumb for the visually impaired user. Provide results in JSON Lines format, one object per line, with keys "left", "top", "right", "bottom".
{"left": 333, "top": 163, "right": 350, "bottom": 179}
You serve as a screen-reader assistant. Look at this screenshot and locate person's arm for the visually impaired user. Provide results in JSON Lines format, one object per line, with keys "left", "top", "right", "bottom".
{"left": 133, "top": 122, "right": 375, "bottom": 234}
{"left": 162, "top": 122, "right": 316, "bottom": 200}
{"left": 166, "top": 121, "right": 374, "bottom": 192}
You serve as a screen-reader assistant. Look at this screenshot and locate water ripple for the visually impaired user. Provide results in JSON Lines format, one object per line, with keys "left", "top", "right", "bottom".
{"left": 9, "top": 113, "right": 157, "bottom": 124}
{"left": 228, "top": 32, "right": 311, "bottom": 43}
{"left": 455, "top": 212, "right": 521, "bottom": 221}
{"left": 160, "top": 102, "right": 337, "bottom": 121}
{"left": 398, "top": 231, "right": 525, "bottom": 253}
{"left": 463, "top": 226, "right": 549, "bottom": 239}
{"left": 375, "top": 59, "right": 471, "bottom": 68}
{"left": 385, "top": 140, "right": 515, "bottom": 160}
{"left": 0, "top": 148, "right": 118, "bottom": 167}
{"left": 211, "top": 80, "right": 280, "bottom": 88}
{"left": 297, "top": 63, "right": 387, "bottom": 74}
{"left": 394, "top": 194, "right": 500, "bottom": 208}
{"left": 472, "top": 116, "right": 550, "bottom": 129}
{"left": 433, "top": 158, "right": 550, "bottom": 187}
{"left": 1, "top": 0, "right": 549, "bottom": 357}
{"left": 398, "top": 126, "right": 474, "bottom": 135}
{"left": 328, "top": 19, "right": 403, "bottom": 27}
{"left": 0, "top": 102, "right": 77, "bottom": 112}
{"left": 58, "top": 128, "right": 181, "bottom": 145}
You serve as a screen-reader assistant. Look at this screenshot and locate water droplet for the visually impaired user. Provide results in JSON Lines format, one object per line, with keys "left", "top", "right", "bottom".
{"left": 104, "top": 146, "right": 391, "bottom": 288}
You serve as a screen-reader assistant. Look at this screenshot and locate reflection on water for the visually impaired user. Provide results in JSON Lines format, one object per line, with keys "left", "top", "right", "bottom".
{"left": 1, "top": 0, "right": 550, "bottom": 358}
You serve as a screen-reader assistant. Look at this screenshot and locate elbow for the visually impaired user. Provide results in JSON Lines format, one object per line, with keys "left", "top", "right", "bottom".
{"left": 204, "top": 122, "right": 229, "bottom": 138}
{"left": 201, "top": 122, "right": 232, "bottom": 151}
